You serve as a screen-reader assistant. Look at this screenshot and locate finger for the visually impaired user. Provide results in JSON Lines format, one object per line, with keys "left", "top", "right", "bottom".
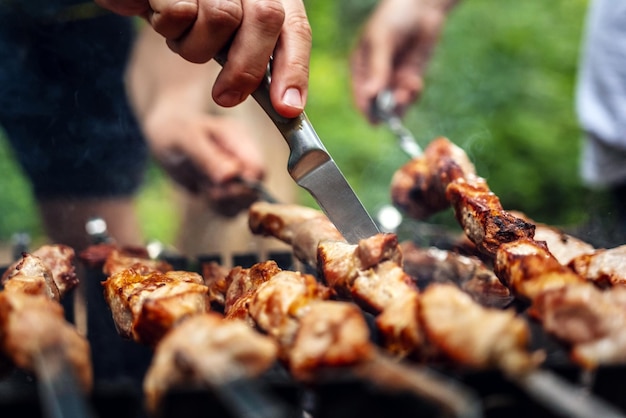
{"left": 166, "top": 0, "right": 243, "bottom": 63}
{"left": 268, "top": 0, "right": 311, "bottom": 118}
{"left": 212, "top": 0, "right": 285, "bottom": 108}
{"left": 209, "top": 119, "right": 265, "bottom": 181}
{"left": 177, "top": 123, "right": 241, "bottom": 184}
{"left": 146, "top": 0, "right": 199, "bottom": 41}
{"left": 391, "top": 62, "right": 424, "bottom": 116}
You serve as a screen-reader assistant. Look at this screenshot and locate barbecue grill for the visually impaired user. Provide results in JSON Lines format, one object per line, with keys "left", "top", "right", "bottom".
{"left": 2, "top": 245, "right": 626, "bottom": 418}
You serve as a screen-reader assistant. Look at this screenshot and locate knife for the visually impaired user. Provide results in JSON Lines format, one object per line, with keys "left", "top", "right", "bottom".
{"left": 214, "top": 54, "right": 380, "bottom": 244}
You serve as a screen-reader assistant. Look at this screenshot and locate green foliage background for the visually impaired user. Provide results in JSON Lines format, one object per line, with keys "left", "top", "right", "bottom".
{"left": 0, "top": 0, "right": 606, "bottom": 246}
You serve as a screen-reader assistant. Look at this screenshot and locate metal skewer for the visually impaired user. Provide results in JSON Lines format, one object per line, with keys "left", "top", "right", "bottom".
{"left": 373, "top": 90, "right": 423, "bottom": 158}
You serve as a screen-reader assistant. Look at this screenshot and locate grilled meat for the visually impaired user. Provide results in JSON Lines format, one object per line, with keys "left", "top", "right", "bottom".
{"left": 400, "top": 241, "right": 513, "bottom": 308}
{"left": 532, "top": 285, "right": 626, "bottom": 369}
{"left": 0, "top": 247, "right": 92, "bottom": 390}
{"left": 0, "top": 292, "right": 92, "bottom": 390}
{"left": 510, "top": 212, "right": 596, "bottom": 266}
{"left": 247, "top": 202, "right": 540, "bottom": 370}
{"left": 102, "top": 268, "right": 210, "bottom": 346}
{"left": 446, "top": 177, "right": 535, "bottom": 256}
{"left": 390, "top": 137, "right": 476, "bottom": 220}
{"left": 420, "top": 283, "right": 542, "bottom": 375}
{"left": 494, "top": 238, "right": 587, "bottom": 301}
{"left": 568, "top": 245, "right": 626, "bottom": 288}
{"left": 103, "top": 248, "right": 173, "bottom": 276}
{"left": 288, "top": 300, "right": 374, "bottom": 381}
{"left": 143, "top": 312, "right": 278, "bottom": 412}
{"left": 249, "top": 201, "right": 346, "bottom": 267}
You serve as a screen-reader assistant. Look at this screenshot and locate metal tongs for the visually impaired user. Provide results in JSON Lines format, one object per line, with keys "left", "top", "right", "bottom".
{"left": 372, "top": 90, "right": 423, "bottom": 158}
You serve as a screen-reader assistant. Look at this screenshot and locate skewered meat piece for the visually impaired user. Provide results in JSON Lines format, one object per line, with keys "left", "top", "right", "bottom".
{"left": 102, "top": 267, "right": 210, "bottom": 346}
{"left": 249, "top": 201, "right": 346, "bottom": 267}
{"left": 446, "top": 177, "right": 535, "bottom": 256}
{"left": 248, "top": 203, "right": 541, "bottom": 370}
{"left": 495, "top": 238, "right": 587, "bottom": 301}
{"left": 2, "top": 244, "right": 78, "bottom": 300}
{"left": 390, "top": 137, "right": 476, "bottom": 220}
{"left": 510, "top": 211, "right": 596, "bottom": 266}
{"left": 400, "top": 241, "right": 513, "bottom": 308}
{"left": 201, "top": 261, "right": 232, "bottom": 308}
{"left": 420, "top": 283, "right": 542, "bottom": 375}
{"left": 247, "top": 270, "right": 332, "bottom": 350}
{"left": 0, "top": 248, "right": 92, "bottom": 391}
{"left": 391, "top": 138, "right": 535, "bottom": 256}
{"left": 2, "top": 253, "right": 60, "bottom": 301}
{"left": 103, "top": 248, "right": 173, "bottom": 276}
{"left": 143, "top": 312, "right": 278, "bottom": 413}
{"left": 287, "top": 300, "right": 374, "bottom": 381}
{"left": 0, "top": 292, "right": 92, "bottom": 390}
{"left": 222, "top": 264, "right": 374, "bottom": 380}
{"left": 568, "top": 245, "right": 626, "bottom": 288}
{"left": 221, "top": 261, "right": 284, "bottom": 326}
{"left": 532, "top": 285, "right": 626, "bottom": 369}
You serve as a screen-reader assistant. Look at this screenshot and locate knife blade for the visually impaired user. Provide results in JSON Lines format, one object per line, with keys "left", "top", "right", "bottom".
{"left": 214, "top": 55, "right": 380, "bottom": 244}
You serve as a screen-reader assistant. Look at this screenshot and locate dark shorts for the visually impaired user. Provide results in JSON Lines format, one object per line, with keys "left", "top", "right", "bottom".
{"left": 0, "top": 6, "right": 148, "bottom": 198}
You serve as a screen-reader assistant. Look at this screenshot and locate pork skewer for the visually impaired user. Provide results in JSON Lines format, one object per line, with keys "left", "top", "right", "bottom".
{"left": 249, "top": 201, "right": 626, "bottom": 418}
{"left": 392, "top": 137, "right": 626, "bottom": 371}
{"left": 0, "top": 245, "right": 93, "bottom": 418}
{"left": 96, "top": 249, "right": 282, "bottom": 415}
{"left": 250, "top": 201, "right": 539, "bottom": 371}
{"left": 206, "top": 258, "right": 482, "bottom": 418}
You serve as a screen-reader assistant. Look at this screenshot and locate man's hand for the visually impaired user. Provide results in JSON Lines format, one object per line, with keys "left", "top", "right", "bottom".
{"left": 143, "top": 110, "right": 266, "bottom": 217}
{"left": 350, "top": 0, "right": 458, "bottom": 123}
{"left": 96, "top": 0, "right": 311, "bottom": 118}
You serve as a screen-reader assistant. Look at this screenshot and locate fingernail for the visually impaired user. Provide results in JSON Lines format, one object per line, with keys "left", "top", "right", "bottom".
{"left": 216, "top": 91, "right": 243, "bottom": 107}
{"left": 282, "top": 88, "right": 303, "bottom": 110}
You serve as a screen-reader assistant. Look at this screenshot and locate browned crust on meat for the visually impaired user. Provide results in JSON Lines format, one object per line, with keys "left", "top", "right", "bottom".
{"left": 102, "top": 268, "right": 209, "bottom": 345}
{"left": 390, "top": 137, "right": 476, "bottom": 220}
{"left": 0, "top": 292, "right": 92, "bottom": 390}
{"left": 446, "top": 178, "right": 535, "bottom": 256}
{"left": 495, "top": 238, "right": 586, "bottom": 301}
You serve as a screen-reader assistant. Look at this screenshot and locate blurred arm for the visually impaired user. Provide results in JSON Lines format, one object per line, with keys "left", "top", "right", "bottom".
{"left": 126, "top": 24, "right": 265, "bottom": 216}
{"left": 350, "top": 0, "right": 460, "bottom": 123}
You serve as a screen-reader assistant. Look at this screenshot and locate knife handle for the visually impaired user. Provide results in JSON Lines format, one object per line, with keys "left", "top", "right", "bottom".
{"left": 213, "top": 51, "right": 331, "bottom": 181}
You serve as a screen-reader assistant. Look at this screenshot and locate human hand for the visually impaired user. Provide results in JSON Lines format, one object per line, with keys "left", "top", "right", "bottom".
{"left": 350, "top": 0, "right": 458, "bottom": 123}
{"left": 95, "top": 0, "right": 311, "bottom": 118}
{"left": 143, "top": 109, "right": 266, "bottom": 217}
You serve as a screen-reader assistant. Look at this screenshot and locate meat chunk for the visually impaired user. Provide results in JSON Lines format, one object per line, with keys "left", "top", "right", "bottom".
{"left": 2, "top": 253, "right": 60, "bottom": 301}
{"left": 495, "top": 238, "right": 586, "bottom": 301}
{"left": 249, "top": 201, "right": 345, "bottom": 266}
{"left": 102, "top": 268, "right": 209, "bottom": 346}
{"left": 419, "top": 283, "right": 542, "bottom": 375}
{"left": 0, "top": 292, "right": 92, "bottom": 391}
{"left": 532, "top": 285, "right": 626, "bottom": 368}
{"left": 446, "top": 177, "right": 535, "bottom": 256}
{"left": 143, "top": 313, "right": 278, "bottom": 412}
{"left": 288, "top": 301, "right": 373, "bottom": 380}
{"left": 568, "top": 245, "right": 626, "bottom": 287}
{"left": 390, "top": 137, "right": 476, "bottom": 220}
{"left": 400, "top": 242, "right": 513, "bottom": 308}
{"left": 247, "top": 271, "right": 331, "bottom": 348}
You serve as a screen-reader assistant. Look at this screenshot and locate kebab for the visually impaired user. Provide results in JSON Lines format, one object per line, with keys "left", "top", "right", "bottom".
{"left": 392, "top": 136, "right": 626, "bottom": 370}
{"left": 0, "top": 245, "right": 92, "bottom": 391}
{"left": 248, "top": 201, "right": 626, "bottom": 417}
{"left": 97, "top": 248, "right": 280, "bottom": 414}
{"left": 204, "top": 257, "right": 481, "bottom": 417}
{"left": 249, "top": 201, "right": 541, "bottom": 373}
